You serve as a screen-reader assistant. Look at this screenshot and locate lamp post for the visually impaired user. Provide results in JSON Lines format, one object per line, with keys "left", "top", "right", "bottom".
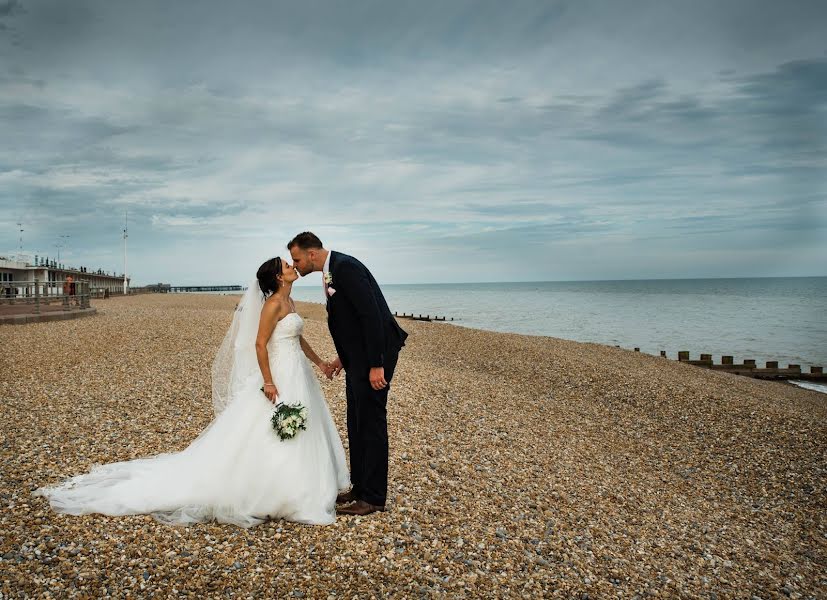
{"left": 123, "top": 211, "right": 129, "bottom": 295}
{"left": 17, "top": 221, "right": 24, "bottom": 262}
{"left": 56, "top": 234, "right": 70, "bottom": 262}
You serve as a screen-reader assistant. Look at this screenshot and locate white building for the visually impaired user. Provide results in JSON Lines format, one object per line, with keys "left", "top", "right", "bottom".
{"left": 0, "top": 256, "right": 130, "bottom": 295}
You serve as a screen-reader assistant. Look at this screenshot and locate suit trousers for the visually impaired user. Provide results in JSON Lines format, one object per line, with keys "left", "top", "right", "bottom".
{"left": 345, "top": 349, "right": 399, "bottom": 507}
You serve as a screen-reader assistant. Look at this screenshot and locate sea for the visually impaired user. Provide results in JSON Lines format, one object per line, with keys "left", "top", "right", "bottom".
{"left": 288, "top": 276, "right": 827, "bottom": 393}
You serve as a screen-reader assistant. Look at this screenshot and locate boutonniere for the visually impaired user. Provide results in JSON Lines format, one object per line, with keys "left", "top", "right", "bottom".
{"left": 324, "top": 272, "right": 333, "bottom": 285}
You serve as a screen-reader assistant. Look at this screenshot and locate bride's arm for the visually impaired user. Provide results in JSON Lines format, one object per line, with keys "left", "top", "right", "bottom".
{"left": 255, "top": 301, "right": 284, "bottom": 402}
{"left": 299, "top": 336, "right": 327, "bottom": 372}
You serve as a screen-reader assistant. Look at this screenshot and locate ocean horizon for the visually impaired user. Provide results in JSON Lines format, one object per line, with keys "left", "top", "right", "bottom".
{"left": 182, "top": 275, "right": 826, "bottom": 371}
{"left": 283, "top": 276, "right": 827, "bottom": 371}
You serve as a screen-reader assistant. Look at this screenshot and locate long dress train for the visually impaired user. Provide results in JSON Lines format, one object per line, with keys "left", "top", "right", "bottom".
{"left": 35, "top": 312, "right": 350, "bottom": 527}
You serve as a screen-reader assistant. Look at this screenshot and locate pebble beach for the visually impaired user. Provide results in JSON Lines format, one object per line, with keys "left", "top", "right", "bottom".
{"left": 2, "top": 294, "right": 825, "bottom": 598}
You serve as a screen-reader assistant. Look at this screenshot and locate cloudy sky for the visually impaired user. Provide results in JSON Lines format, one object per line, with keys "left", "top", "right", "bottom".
{"left": 1, "top": 0, "right": 825, "bottom": 285}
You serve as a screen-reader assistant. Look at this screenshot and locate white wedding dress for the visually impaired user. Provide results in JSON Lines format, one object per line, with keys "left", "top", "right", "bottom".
{"left": 35, "top": 311, "right": 350, "bottom": 527}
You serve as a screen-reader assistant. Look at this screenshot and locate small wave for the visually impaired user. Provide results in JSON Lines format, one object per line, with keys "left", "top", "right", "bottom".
{"left": 789, "top": 380, "right": 827, "bottom": 395}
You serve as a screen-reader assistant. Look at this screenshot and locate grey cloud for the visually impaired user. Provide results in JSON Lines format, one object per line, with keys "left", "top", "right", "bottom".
{"left": 461, "top": 203, "right": 526, "bottom": 218}
{"left": 654, "top": 97, "right": 718, "bottom": 123}
{"left": 429, "top": 219, "right": 620, "bottom": 256}
{"left": 599, "top": 79, "right": 667, "bottom": 119}
{"left": 1, "top": 1, "right": 825, "bottom": 284}
{"left": 726, "top": 58, "right": 827, "bottom": 159}
{"left": 0, "top": 102, "right": 48, "bottom": 120}
{"left": 0, "top": 0, "right": 25, "bottom": 18}
{"left": 738, "top": 58, "right": 827, "bottom": 102}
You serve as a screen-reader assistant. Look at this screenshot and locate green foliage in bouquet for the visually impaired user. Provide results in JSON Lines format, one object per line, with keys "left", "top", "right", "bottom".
{"left": 271, "top": 403, "right": 308, "bottom": 441}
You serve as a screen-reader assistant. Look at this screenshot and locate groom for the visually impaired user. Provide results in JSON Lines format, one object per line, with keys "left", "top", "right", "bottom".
{"left": 288, "top": 232, "right": 408, "bottom": 516}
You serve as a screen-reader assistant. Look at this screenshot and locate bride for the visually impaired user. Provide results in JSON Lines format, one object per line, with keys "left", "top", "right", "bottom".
{"left": 35, "top": 257, "right": 350, "bottom": 527}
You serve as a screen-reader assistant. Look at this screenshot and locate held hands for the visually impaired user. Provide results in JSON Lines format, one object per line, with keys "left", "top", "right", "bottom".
{"left": 318, "top": 357, "right": 384, "bottom": 389}
{"left": 319, "top": 361, "right": 335, "bottom": 379}
{"left": 319, "top": 356, "right": 343, "bottom": 380}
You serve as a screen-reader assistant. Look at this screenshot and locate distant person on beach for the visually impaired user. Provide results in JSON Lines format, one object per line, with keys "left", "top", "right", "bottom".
{"left": 35, "top": 257, "right": 350, "bottom": 526}
{"left": 289, "top": 231, "right": 408, "bottom": 517}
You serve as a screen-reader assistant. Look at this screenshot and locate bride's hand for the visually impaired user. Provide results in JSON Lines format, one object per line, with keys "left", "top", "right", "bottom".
{"left": 262, "top": 382, "right": 279, "bottom": 403}
{"left": 319, "top": 361, "right": 334, "bottom": 379}
{"left": 329, "top": 356, "right": 343, "bottom": 378}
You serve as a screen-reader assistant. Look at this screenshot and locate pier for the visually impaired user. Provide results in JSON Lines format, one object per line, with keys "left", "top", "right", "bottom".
{"left": 168, "top": 285, "right": 244, "bottom": 293}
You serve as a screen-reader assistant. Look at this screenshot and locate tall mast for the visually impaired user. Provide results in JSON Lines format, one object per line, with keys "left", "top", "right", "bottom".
{"left": 17, "top": 221, "right": 23, "bottom": 261}
{"left": 123, "top": 210, "right": 129, "bottom": 294}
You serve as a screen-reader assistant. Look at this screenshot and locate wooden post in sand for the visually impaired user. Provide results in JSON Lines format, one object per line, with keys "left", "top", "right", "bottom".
{"left": 766, "top": 361, "right": 778, "bottom": 369}
{"left": 81, "top": 281, "right": 90, "bottom": 309}
{"left": 34, "top": 277, "right": 40, "bottom": 315}
{"left": 678, "top": 351, "right": 689, "bottom": 361}
{"left": 812, "top": 367, "right": 823, "bottom": 374}
{"left": 722, "top": 356, "right": 734, "bottom": 365}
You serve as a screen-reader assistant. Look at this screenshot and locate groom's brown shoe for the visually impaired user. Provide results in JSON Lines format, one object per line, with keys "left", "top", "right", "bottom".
{"left": 336, "top": 490, "right": 358, "bottom": 505}
{"left": 337, "top": 500, "right": 386, "bottom": 516}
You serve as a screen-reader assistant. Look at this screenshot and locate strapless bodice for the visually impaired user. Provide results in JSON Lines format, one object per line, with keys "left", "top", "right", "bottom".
{"left": 271, "top": 312, "right": 304, "bottom": 344}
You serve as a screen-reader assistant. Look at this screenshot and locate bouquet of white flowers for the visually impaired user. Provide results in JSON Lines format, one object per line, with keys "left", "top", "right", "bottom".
{"left": 270, "top": 402, "right": 308, "bottom": 441}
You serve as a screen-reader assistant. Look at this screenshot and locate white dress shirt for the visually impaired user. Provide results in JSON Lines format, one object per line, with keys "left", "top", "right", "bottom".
{"left": 322, "top": 251, "right": 332, "bottom": 300}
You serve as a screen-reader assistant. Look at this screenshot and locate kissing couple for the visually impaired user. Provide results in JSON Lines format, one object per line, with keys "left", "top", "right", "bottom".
{"left": 35, "top": 232, "right": 408, "bottom": 526}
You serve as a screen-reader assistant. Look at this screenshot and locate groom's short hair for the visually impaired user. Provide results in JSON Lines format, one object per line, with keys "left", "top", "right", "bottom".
{"left": 288, "top": 232, "right": 323, "bottom": 250}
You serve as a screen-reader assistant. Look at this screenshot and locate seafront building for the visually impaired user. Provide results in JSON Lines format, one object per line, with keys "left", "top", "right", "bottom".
{"left": 0, "top": 256, "right": 129, "bottom": 295}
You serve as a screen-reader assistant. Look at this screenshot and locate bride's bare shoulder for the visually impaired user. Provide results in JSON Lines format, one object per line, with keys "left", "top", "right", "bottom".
{"left": 261, "top": 295, "right": 289, "bottom": 319}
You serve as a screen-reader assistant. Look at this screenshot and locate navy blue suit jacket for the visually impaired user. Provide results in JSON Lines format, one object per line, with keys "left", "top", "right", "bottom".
{"left": 326, "top": 251, "right": 407, "bottom": 371}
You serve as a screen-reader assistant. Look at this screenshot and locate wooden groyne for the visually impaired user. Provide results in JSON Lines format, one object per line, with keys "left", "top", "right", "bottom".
{"left": 643, "top": 349, "right": 826, "bottom": 382}
{"left": 394, "top": 312, "right": 453, "bottom": 323}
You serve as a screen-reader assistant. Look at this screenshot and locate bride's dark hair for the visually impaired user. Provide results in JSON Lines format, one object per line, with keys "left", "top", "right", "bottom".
{"left": 257, "top": 257, "right": 282, "bottom": 299}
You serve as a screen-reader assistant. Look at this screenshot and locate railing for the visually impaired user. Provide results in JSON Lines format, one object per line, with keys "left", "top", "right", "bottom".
{"left": 0, "top": 279, "right": 92, "bottom": 313}
{"left": 90, "top": 287, "right": 127, "bottom": 299}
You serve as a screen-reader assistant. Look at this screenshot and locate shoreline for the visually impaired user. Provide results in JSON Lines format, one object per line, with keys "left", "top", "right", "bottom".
{"left": 286, "top": 295, "right": 827, "bottom": 379}
{"left": 10, "top": 289, "right": 827, "bottom": 376}
{"left": 3, "top": 294, "right": 825, "bottom": 597}
{"left": 288, "top": 285, "right": 827, "bottom": 369}
{"left": 95, "top": 291, "right": 827, "bottom": 392}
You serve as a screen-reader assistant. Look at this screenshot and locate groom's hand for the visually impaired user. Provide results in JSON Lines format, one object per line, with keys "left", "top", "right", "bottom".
{"left": 369, "top": 367, "right": 387, "bottom": 390}
{"left": 329, "top": 356, "right": 343, "bottom": 378}
{"left": 319, "top": 361, "right": 335, "bottom": 379}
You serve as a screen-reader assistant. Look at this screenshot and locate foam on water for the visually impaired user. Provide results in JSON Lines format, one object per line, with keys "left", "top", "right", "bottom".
{"left": 789, "top": 381, "right": 827, "bottom": 394}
